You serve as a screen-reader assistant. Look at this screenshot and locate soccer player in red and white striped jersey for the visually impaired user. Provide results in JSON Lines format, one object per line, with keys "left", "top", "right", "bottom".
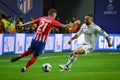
{"left": 11, "top": 8, "right": 80, "bottom": 72}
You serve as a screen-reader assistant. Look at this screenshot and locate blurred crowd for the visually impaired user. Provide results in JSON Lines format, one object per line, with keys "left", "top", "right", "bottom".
{"left": 0, "top": 13, "right": 37, "bottom": 33}
{"left": 0, "top": 13, "right": 79, "bottom": 34}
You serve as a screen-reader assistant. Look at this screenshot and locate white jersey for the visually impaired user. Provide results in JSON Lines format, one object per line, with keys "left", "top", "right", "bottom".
{"left": 77, "top": 23, "right": 108, "bottom": 49}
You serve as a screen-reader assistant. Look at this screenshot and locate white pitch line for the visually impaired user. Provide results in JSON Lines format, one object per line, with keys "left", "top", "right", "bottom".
{"left": 0, "top": 56, "right": 68, "bottom": 62}
{"left": 0, "top": 53, "right": 119, "bottom": 62}
{"left": 109, "top": 52, "right": 120, "bottom": 55}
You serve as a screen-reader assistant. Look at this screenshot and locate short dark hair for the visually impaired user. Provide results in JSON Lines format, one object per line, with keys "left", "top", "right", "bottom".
{"left": 86, "top": 14, "right": 94, "bottom": 18}
{"left": 48, "top": 8, "right": 57, "bottom": 15}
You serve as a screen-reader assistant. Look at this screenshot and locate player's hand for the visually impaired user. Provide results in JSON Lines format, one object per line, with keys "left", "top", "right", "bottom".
{"left": 68, "top": 40, "right": 73, "bottom": 45}
{"left": 74, "top": 20, "right": 81, "bottom": 24}
{"left": 17, "top": 24, "right": 22, "bottom": 27}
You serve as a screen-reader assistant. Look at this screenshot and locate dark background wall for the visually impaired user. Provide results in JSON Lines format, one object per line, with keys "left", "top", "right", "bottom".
{"left": 0, "top": 0, "right": 94, "bottom": 25}
{"left": 94, "top": 0, "right": 120, "bottom": 34}
{"left": 0, "top": 0, "right": 94, "bottom": 23}
{"left": 0, "top": 0, "right": 120, "bottom": 33}
{"left": 43, "top": 0, "right": 120, "bottom": 34}
{"left": 44, "top": 0, "right": 94, "bottom": 23}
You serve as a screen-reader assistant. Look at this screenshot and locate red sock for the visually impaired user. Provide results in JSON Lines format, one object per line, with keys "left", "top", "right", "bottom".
{"left": 20, "top": 50, "right": 33, "bottom": 58}
{"left": 25, "top": 56, "right": 38, "bottom": 69}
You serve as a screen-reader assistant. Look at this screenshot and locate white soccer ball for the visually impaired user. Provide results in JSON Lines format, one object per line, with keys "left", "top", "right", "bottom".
{"left": 42, "top": 63, "right": 52, "bottom": 72}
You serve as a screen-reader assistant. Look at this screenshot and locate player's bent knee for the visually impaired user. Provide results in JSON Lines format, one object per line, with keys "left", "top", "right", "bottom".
{"left": 77, "top": 49, "right": 85, "bottom": 55}
{"left": 73, "top": 50, "right": 80, "bottom": 55}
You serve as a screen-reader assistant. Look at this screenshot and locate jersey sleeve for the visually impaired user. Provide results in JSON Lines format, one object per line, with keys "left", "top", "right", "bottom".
{"left": 33, "top": 18, "right": 40, "bottom": 24}
{"left": 95, "top": 25, "right": 108, "bottom": 37}
{"left": 52, "top": 20, "right": 63, "bottom": 28}
{"left": 76, "top": 24, "right": 84, "bottom": 36}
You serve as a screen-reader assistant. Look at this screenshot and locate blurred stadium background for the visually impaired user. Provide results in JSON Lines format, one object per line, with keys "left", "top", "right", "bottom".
{"left": 0, "top": 0, "right": 120, "bottom": 55}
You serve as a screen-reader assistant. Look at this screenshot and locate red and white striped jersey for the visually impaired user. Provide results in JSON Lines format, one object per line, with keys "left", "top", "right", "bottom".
{"left": 33, "top": 16, "right": 63, "bottom": 42}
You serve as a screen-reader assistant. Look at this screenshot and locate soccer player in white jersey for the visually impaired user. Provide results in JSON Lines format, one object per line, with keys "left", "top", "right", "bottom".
{"left": 59, "top": 14, "right": 112, "bottom": 71}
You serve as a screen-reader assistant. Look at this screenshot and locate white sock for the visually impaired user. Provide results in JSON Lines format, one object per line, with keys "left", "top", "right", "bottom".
{"left": 66, "top": 54, "right": 77, "bottom": 67}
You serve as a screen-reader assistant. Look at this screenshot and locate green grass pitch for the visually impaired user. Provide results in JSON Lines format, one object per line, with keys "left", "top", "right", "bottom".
{"left": 0, "top": 51, "right": 120, "bottom": 80}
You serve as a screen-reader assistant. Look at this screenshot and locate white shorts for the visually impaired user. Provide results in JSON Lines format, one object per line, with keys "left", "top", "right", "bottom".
{"left": 76, "top": 43, "right": 93, "bottom": 55}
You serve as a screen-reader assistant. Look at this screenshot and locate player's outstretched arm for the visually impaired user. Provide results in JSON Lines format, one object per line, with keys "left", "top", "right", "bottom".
{"left": 68, "top": 34, "right": 79, "bottom": 44}
{"left": 63, "top": 20, "right": 80, "bottom": 28}
{"left": 18, "top": 20, "right": 35, "bottom": 27}
{"left": 106, "top": 37, "right": 112, "bottom": 47}
{"left": 74, "top": 20, "right": 81, "bottom": 24}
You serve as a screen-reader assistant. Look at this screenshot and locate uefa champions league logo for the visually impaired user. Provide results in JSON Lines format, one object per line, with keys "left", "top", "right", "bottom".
{"left": 107, "top": 0, "right": 114, "bottom": 10}
{"left": 104, "top": 0, "right": 117, "bottom": 15}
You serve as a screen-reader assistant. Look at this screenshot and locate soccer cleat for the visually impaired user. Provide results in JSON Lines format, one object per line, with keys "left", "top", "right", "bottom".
{"left": 59, "top": 64, "right": 70, "bottom": 71}
{"left": 21, "top": 67, "right": 27, "bottom": 72}
{"left": 10, "top": 56, "right": 21, "bottom": 62}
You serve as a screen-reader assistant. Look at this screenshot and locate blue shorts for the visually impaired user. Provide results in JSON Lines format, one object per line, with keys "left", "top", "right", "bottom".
{"left": 28, "top": 39, "right": 46, "bottom": 56}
